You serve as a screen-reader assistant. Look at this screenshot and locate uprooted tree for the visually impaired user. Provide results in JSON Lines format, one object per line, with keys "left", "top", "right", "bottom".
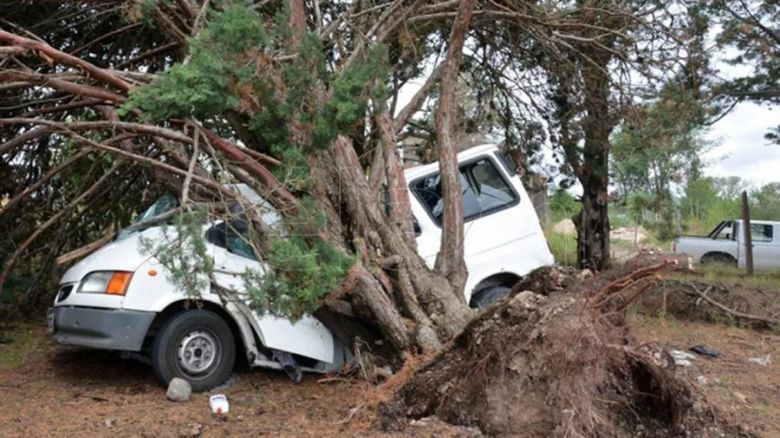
{"left": 0, "top": 1, "right": 709, "bottom": 361}
{"left": 381, "top": 255, "right": 746, "bottom": 436}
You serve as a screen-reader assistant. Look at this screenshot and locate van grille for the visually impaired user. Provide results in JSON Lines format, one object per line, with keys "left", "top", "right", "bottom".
{"left": 56, "top": 285, "right": 74, "bottom": 303}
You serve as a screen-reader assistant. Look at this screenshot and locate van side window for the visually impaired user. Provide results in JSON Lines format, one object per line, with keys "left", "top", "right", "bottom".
{"left": 205, "top": 222, "right": 258, "bottom": 260}
{"left": 750, "top": 224, "right": 773, "bottom": 242}
{"left": 410, "top": 157, "right": 518, "bottom": 225}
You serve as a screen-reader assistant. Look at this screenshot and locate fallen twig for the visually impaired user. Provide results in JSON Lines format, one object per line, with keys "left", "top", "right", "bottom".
{"left": 330, "top": 402, "right": 365, "bottom": 425}
{"left": 615, "top": 279, "right": 657, "bottom": 312}
{"left": 74, "top": 393, "right": 110, "bottom": 402}
{"left": 687, "top": 284, "right": 780, "bottom": 326}
{"left": 317, "top": 376, "right": 351, "bottom": 384}
{"left": 56, "top": 227, "right": 115, "bottom": 266}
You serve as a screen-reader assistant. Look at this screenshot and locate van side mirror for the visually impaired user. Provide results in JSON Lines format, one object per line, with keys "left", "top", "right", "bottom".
{"left": 412, "top": 215, "right": 422, "bottom": 236}
{"left": 205, "top": 222, "right": 228, "bottom": 248}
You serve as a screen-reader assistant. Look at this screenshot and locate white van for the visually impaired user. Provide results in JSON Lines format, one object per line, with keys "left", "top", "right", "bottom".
{"left": 48, "top": 144, "right": 553, "bottom": 390}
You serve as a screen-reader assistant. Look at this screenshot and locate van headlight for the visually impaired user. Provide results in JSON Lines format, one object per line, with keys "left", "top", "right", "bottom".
{"left": 78, "top": 271, "right": 133, "bottom": 295}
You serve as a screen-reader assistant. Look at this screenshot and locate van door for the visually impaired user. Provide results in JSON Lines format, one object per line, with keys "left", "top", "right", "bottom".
{"left": 409, "top": 155, "right": 539, "bottom": 287}
{"left": 205, "top": 221, "right": 335, "bottom": 363}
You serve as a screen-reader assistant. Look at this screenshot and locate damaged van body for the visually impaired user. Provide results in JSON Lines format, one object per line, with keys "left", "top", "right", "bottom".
{"left": 48, "top": 144, "right": 554, "bottom": 391}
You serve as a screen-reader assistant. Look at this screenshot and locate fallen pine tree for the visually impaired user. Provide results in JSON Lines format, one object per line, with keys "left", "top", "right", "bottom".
{"left": 0, "top": 1, "right": 714, "bottom": 363}
{"left": 380, "top": 254, "right": 747, "bottom": 437}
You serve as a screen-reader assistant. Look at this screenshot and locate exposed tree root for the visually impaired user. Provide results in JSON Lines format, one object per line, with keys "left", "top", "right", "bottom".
{"left": 380, "top": 255, "right": 745, "bottom": 437}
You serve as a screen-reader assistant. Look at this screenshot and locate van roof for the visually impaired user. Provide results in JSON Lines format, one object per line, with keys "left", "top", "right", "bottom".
{"left": 403, "top": 143, "right": 499, "bottom": 181}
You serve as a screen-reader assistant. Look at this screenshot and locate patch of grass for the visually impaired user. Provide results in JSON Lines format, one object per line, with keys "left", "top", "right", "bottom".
{"left": 546, "top": 229, "right": 577, "bottom": 267}
{"left": 0, "top": 324, "right": 41, "bottom": 370}
{"left": 629, "top": 309, "right": 681, "bottom": 331}
{"left": 672, "top": 263, "right": 780, "bottom": 292}
{"left": 645, "top": 232, "right": 671, "bottom": 251}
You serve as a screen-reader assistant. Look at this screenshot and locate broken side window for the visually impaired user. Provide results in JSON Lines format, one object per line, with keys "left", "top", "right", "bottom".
{"left": 410, "top": 156, "right": 518, "bottom": 226}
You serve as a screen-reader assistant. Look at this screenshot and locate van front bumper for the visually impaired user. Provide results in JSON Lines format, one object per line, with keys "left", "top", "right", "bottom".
{"left": 48, "top": 306, "right": 156, "bottom": 351}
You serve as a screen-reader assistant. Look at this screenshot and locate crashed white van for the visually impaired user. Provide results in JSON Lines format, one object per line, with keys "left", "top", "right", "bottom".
{"left": 48, "top": 144, "right": 554, "bottom": 390}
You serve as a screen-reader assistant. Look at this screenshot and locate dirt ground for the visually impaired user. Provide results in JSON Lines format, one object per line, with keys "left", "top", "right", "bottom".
{"left": 0, "top": 322, "right": 387, "bottom": 438}
{"left": 629, "top": 313, "right": 780, "bottom": 437}
{"left": 1, "top": 312, "right": 778, "bottom": 437}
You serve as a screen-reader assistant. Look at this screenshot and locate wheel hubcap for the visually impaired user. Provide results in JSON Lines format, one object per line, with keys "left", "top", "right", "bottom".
{"left": 177, "top": 329, "right": 218, "bottom": 375}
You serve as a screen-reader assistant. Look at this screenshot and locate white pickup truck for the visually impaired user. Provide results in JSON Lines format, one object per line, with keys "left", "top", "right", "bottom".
{"left": 673, "top": 219, "right": 780, "bottom": 268}
{"left": 48, "top": 144, "right": 554, "bottom": 391}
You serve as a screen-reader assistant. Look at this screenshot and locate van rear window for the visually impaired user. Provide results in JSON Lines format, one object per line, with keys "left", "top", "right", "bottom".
{"left": 410, "top": 157, "right": 518, "bottom": 225}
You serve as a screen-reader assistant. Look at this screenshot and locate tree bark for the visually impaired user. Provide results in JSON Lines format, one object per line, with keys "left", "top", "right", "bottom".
{"left": 574, "top": 59, "right": 613, "bottom": 271}
{"left": 433, "top": 0, "right": 477, "bottom": 299}
{"left": 376, "top": 111, "right": 416, "bottom": 247}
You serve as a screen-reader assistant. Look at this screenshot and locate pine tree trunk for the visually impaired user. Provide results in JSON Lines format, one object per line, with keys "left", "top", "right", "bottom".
{"left": 575, "top": 186, "right": 610, "bottom": 271}
{"left": 432, "top": 0, "right": 478, "bottom": 299}
{"left": 308, "top": 136, "right": 473, "bottom": 355}
{"left": 575, "top": 56, "right": 614, "bottom": 271}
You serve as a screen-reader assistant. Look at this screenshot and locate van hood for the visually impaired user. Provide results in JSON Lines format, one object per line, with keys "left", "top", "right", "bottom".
{"left": 61, "top": 227, "right": 163, "bottom": 284}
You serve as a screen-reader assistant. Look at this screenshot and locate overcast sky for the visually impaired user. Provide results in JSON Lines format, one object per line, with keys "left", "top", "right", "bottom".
{"left": 705, "top": 102, "right": 779, "bottom": 187}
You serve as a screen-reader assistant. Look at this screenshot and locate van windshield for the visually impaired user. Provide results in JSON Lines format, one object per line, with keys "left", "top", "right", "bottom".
{"left": 115, "top": 194, "right": 180, "bottom": 241}
{"left": 133, "top": 193, "right": 179, "bottom": 224}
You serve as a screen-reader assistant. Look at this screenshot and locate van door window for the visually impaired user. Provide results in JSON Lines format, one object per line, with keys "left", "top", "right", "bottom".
{"left": 205, "top": 221, "right": 258, "bottom": 260}
{"left": 410, "top": 157, "right": 518, "bottom": 225}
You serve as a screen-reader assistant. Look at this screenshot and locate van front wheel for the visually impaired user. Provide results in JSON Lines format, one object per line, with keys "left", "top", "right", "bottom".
{"left": 470, "top": 285, "right": 512, "bottom": 308}
{"left": 152, "top": 310, "right": 235, "bottom": 392}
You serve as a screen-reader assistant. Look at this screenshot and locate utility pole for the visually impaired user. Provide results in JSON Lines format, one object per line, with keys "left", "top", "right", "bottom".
{"left": 741, "top": 191, "right": 754, "bottom": 276}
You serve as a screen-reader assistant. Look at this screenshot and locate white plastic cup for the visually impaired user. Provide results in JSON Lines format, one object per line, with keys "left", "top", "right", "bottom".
{"left": 209, "top": 394, "right": 229, "bottom": 416}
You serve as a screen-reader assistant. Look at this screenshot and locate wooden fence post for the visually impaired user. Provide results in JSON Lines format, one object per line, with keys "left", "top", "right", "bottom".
{"left": 741, "top": 191, "right": 754, "bottom": 276}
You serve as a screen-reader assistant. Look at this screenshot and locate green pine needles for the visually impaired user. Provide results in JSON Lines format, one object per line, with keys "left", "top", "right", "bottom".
{"left": 138, "top": 202, "right": 354, "bottom": 319}
{"left": 248, "top": 196, "right": 354, "bottom": 318}
{"left": 123, "top": 0, "right": 389, "bottom": 155}
{"left": 127, "top": 1, "right": 380, "bottom": 318}
{"left": 122, "top": 1, "right": 267, "bottom": 120}
{"left": 243, "top": 233, "right": 355, "bottom": 319}
{"left": 139, "top": 209, "right": 214, "bottom": 301}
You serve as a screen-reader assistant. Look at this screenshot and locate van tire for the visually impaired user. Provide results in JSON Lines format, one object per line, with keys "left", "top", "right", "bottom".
{"left": 152, "top": 310, "right": 235, "bottom": 392}
{"left": 470, "top": 285, "right": 512, "bottom": 308}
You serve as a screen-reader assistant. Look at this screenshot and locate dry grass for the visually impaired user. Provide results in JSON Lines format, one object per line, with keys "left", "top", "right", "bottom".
{"left": 673, "top": 263, "right": 780, "bottom": 291}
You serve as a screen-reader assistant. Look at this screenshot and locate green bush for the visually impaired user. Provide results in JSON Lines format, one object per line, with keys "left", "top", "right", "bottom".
{"left": 546, "top": 229, "right": 577, "bottom": 267}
